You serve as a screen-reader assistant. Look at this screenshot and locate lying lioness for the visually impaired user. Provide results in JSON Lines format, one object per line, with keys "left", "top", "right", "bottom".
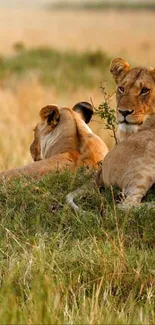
{"left": 67, "top": 114, "right": 155, "bottom": 211}
{"left": 0, "top": 101, "right": 108, "bottom": 180}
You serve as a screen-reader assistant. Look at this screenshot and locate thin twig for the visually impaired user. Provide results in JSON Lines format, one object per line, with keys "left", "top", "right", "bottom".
{"left": 94, "top": 84, "right": 118, "bottom": 145}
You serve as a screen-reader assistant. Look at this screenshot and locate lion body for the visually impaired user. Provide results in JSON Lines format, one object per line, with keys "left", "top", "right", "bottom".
{"left": 1, "top": 104, "right": 108, "bottom": 180}
{"left": 96, "top": 115, "right": 155, "bottom": 207}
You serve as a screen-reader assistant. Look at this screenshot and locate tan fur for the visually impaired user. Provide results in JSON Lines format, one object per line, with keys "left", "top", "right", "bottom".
{"left": 0, "top": 103, "right": 108, "bottom": 180}
{"left": 96, "top": 114, "right": 155, "bottom": 207}
{"left": 110, "top": 58, "right": 155, "bottom": 142}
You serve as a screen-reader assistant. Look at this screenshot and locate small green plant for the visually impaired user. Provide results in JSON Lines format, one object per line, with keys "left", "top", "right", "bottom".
{"left": 94, "top": 84, "right": 118, "bottom": 144}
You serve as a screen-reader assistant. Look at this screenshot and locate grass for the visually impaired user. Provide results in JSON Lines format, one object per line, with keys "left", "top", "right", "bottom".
{"left": 0, "top": 46, "right": 111, "bottom": 90}
{"left": 49, "top": 1, "right": 155, "bottom": 11}
{"left": 0, "top": 168, "right": 154, "bottom": 324}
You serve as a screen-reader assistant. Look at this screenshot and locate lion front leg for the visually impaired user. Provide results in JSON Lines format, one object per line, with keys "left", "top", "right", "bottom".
{"left": 117, "top": 180, "right": 155, "bottom": 210}
{"left": 117, "top": 193, "right": 142, "bottom": 210}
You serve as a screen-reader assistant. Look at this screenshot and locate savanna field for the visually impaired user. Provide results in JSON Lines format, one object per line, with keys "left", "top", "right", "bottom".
{"left": 0, "top": 2, "right": 155, "bottom": 324}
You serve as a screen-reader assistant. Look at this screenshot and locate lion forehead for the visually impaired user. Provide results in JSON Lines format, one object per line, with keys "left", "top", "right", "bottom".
{"left": 122, "top": 68, "right": 154, "bottom": 87}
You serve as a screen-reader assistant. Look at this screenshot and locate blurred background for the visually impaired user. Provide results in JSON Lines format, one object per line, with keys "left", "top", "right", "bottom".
{"left": 0, "top": 0, "right": 155, "bottom": 170}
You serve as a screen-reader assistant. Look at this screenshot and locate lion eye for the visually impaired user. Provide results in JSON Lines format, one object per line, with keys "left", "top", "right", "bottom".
{"left": 118, "top": 86, "right": 124, "bottom": 94}
{"left": 140, "top": 87, "right": 150, "bottom": 95}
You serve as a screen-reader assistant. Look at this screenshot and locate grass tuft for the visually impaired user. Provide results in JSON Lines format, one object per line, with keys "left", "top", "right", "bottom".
{"left": 0, "top": 168, "right": 154, "bottom": 324}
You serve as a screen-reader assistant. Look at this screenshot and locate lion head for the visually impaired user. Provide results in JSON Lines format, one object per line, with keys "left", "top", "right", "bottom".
{"left": 30, "top": 101, "right": 93, "bottom": 162}
{"left": 110, "top": 58, "right": 155, "bottom": 142}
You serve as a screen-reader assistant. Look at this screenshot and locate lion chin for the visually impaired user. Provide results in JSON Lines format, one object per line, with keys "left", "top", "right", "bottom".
{"left": 117, "top": 123, "right": 140, "bottom": 142}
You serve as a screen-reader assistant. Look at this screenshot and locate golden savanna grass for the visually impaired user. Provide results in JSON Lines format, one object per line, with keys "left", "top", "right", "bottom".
{"left": 0, "top": 8, "right": 155, "bottom": 170}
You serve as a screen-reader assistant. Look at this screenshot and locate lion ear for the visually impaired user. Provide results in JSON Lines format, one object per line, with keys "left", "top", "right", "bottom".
{"left": 39, "top": 105, "right": 60, "bottom": 126}
{"left": 72, "top": 101, "right": 93, "bottom": 124}
{"left": 148, "top": 67, "right": 155, "bottom": 81}
{"left": 110, "top": 58, "right": 130, "bottom": 84}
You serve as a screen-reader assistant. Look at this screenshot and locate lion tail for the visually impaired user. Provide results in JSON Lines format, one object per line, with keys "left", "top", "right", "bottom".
{"left": 66, "top": 171, "right": 100, "bottom": 214}
{"left": 66, "top": 186, "right": 87, "bottom": 213}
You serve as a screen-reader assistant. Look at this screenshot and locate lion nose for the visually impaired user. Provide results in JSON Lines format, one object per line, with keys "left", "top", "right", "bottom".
{"left": 118, "top": 109, "right": 134, "bottom": 117}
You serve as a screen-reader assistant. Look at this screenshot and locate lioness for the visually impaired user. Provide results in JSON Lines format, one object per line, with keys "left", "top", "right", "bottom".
{"left": 67, "top": 58, "right": 155, "bottom": 211}
{"left": 110, "top": 58, "right": 155, "bottom": 142}
{"left": 0, "top": 102, "right": 108, "bottom": 180}
{"left": 67, "top": 114, "right": 155, "bottom": 211}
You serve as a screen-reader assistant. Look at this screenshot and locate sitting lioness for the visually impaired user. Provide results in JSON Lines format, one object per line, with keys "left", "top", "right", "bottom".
{"left": 67, "top": 114, "right": 155, "bottom": 211}
{"left": 0, "top": 101, "right": 108, "bottom": 180}
{"left": 110, "top": 58, "right": 155, "bottom": 142}
{"left": 67, "top": 57, "right": 155, "bottom": 211}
